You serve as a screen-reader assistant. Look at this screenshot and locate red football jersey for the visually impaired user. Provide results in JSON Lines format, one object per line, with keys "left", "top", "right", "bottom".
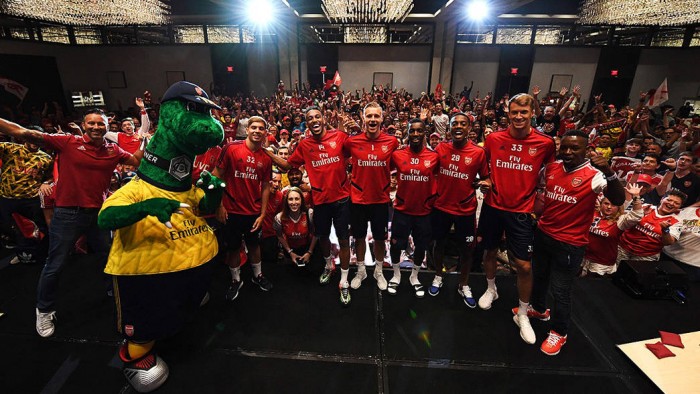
{"left": 262, "top": 189, "right": 285, "bottom": 238}
{"left": 274, "top": 210, "right": 314, "bottom": 249}
{"left": 217, "top": 141, "right": 272, "bottom": 215}
{"left": 619, "top": 207, "right": 681, "bottom": 256}
{"left": 116, "top": 133, "right": 141, "bottom": 154}
{"left": 42, "top": 134, "right": 131, "bottom": 208}
{"left": 192, "top": 145, "right": 223, "bottom": 182}
{"left": 483, "top": 128, "right": 556, "bottom": 213}
{"left": 434, "top": 141, "right": 488, "bottom": 216}
{"left": 390, "top": 146, "right": 439, "bottom": 216}
{"left": 344, "top": 132, "right": 399, "bottom": 204}
{"left": 287, "top": 130, "right": 349, "bottom": 205}
{"left": 538, "top": 160, "right": 606, "bottom": 246}
{"left": 585, "top": 211, "right": 625, "bottom": 266}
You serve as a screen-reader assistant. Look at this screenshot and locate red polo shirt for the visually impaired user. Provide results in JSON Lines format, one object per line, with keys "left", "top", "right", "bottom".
{"left": 42, "top": 134, "right": 132, "bottom": 208}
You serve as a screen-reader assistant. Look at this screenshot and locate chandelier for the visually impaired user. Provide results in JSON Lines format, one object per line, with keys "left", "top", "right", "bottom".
{"left": 579, "top": 0, "right": 700, "bottom": 26}
{"left": 0, "top": 0, "right": 171, "bottom": 26}
{"left": 344, "top": 25, "right": 386, "bottom": 43}
{"left": 322, "top": 0, "right": 413, "bottom": 23}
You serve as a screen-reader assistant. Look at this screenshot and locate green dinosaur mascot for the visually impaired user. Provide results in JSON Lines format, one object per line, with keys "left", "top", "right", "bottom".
{"left": 97, "top": 81, "right": 225, "bottom": 393}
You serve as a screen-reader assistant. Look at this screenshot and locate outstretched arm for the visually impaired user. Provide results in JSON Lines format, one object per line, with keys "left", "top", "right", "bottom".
{"left": 98, "top": 198, "right": 186, "bottom": 230}
{"left": 0, "top": 118, "right": 46, "bottom": 145}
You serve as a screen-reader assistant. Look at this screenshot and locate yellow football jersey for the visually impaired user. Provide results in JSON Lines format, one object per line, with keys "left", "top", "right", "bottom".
{"left": 102, "top": 177, "right": 217, "bottom": 275}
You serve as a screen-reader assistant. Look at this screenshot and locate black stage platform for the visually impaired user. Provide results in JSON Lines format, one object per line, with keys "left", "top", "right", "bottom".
{"left": 0, "top": 253, "right": 697, "bottom": 393}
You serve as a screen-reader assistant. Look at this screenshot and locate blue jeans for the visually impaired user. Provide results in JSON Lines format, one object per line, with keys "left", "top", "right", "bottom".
{"left": 531, "top": 228, "right": 585, "bottom": 336}
{"left": 36, "top": 207, "right": 111, "bottom": 312}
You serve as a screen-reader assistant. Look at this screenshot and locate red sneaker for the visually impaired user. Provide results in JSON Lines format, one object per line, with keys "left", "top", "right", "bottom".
{"left": 541, "top": 330, "right": 567, "bottom": 356}
{"left": 511, "top": 305, "right": 551, "bottom": 321}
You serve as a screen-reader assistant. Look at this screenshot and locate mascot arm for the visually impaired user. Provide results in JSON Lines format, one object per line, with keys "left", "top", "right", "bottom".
{"left": 196, "top": 170, "right": 226, "bottom": 215}
{"left": 98, "top": 198, "right": 184, "bottom": 230}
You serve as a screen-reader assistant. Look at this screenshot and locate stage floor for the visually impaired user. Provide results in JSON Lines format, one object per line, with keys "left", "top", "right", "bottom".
{"left": 0, "top": 252, "right": 697, "bottom": 393}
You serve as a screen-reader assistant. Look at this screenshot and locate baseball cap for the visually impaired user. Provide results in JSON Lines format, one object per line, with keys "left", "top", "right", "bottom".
{"left": 430, "top": 132, "right": 440, "bottom": 139}
{"left": 636, "top": 174, "right": 653, "bottom": 185}
{"left": 292, "top": 129, "right": 301, "bottom": 135}
{"left": 162, "top": 81, "right": 221, "bottom": 110}
{"left": 280, "top": 129, "right": 289, "bottom": 135}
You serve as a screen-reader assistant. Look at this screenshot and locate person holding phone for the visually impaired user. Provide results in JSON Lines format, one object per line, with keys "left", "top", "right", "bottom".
{"left": 274, "top": 187, "right": 316, "bottom": 267}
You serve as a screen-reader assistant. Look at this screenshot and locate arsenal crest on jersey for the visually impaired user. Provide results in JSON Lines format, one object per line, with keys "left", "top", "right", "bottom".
{"left": 125, "top": 325, "right": 134, "bottom": 337}
{"left": 571, "top": 177, "right": 583, "bottom": 187}
{"left": 424, "top": 160, "right": 431, "bottom": 168}
{"left": 464, "top": 156, "right": 472, "bottom": 165}
{"left": 329, "top": 141, "right": 337, "bottom": 149}
{"left": 381, "top": 145, "right": 388, "bottom": 153}
{"left": 528, "top": 147, "right": 538, "bottom": 156}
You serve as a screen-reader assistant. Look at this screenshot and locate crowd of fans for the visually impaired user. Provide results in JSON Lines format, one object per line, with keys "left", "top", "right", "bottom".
{"left": 0, "top": 77, "right": 699, "bottom": 358}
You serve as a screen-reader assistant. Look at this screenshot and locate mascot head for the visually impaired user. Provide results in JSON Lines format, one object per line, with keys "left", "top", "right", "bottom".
{"left": 158, "top": 81, "right": 224, "bottom": 156}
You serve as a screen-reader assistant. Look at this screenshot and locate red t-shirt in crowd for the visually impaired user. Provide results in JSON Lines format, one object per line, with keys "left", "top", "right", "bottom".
{"left": 619, "top": 207, "right": 681, "bottom": 256}
{"left": 262, "top": 189, "right": 285, "bottom": 238}
{"left": 390, "top": 146, "right": 439, "bottom": 216}
{"left": 585, "top": 211, "right": 625, "bottom": 266}
{"left": 434, "top": 141, "right": 488, "bottom": 216}
{"left": 42, "top": 134, "right": 131, "bottom": 208}
{"left": 538, "top": 160, "right": 606, "bottom": 247}
{"left": 483, "top": 128, "right": 556, "bottom": 213}
{"left": 192, "top": 145, "right": 223, "bottom": 182}
{"left": 344, "top": 132, "right": 399, "bottom": 205}
{"left": 287, "top": 130, "right": 349, "bottom": 206}
{"left": 274, "top": 210, "right": 314, "bottom": 249}
{"left": 116, "top": 133, "right": 141, "bottom": 154}
{"left": 217, "top": 140, "right": 272, "bottom": 215}
{"left": 222, "top": 121, "right": 236, "bottom": 144}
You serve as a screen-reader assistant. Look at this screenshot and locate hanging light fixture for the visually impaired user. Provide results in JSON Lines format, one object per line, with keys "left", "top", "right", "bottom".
{"left": 0, "top": 0, "right": 171, "bottom": 26}
{"left": 579, "top": 0, "right": 700, "bottom": 26}
{"left": 322, "top": 0, "right": 413, "bottom": 24}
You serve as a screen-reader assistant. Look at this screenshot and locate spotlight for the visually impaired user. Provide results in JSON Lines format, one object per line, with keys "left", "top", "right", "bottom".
{"left": 467, "top": 0, "right": 490, "bottom": 21}
{"left": 248, "top": 0, "right": 274, "bottom": 26}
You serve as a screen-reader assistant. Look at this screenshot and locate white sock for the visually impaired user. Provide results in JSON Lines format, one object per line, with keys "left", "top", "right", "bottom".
{"left": 518, "top": 299, "right": 529, "bottom": 316}
{"left": 252, "top": 263, "right": 262, "bottom": 277}
{"left": 392, "top": 264, "right": 401, "bottom": 281}
{"left": 487, "top": 278, "right": 496, "bottom": 291}
{"left": 410, "top": 264, "right": 419, "bottom": 279}
{"left": 230, "top": 267, "right": 241, "bottom": 282}
{"left": 374, "top": 259, "right": 383, "bottom": 267}
{"left": 433, "top": 275, "right": 443, "bottom": 285}
{"left": 374, "top": 265, "right": 384, "bottom": 277}
{"left": 340, "top": 268, "right": 349, "bottom": 284}
{"left": 324, "top": 256, "right": 333, "bottom": 269}
{"left": 357, "top": 262, "right": 366, "bottom": 273}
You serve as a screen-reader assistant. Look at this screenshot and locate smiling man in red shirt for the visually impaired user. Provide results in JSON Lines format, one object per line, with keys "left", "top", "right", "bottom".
{"left": 214, "top": 116, "right": 273, "bottom": 301}
{"left": 0, "top": 109, "right": 140, "bottom": 337}
{"left": 265, "top": 106, "right": 354, "bottom": 306}
{"left": 345, "top": 102, "right": 399, "bottom": 292}
{"left": 477, "top": 93, "right": 556, "bottom": 346}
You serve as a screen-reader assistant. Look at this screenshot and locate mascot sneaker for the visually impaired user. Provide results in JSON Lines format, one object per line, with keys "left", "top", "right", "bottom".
{"left": 120, "top": 345, "right": 169, "bottom": 393}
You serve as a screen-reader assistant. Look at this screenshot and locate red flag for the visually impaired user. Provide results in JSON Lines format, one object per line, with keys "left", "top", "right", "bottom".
{"left": 435, "top": 83, "right": 443, "bottom": 99}
{"left": 332, "top": 71, "right": 342, "bottom": 87}
{"left": 11, "top": 213, "right": 44, "bottom": 240}
{"left": 324, "top": 79, "right": 333, "bottom": 91}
